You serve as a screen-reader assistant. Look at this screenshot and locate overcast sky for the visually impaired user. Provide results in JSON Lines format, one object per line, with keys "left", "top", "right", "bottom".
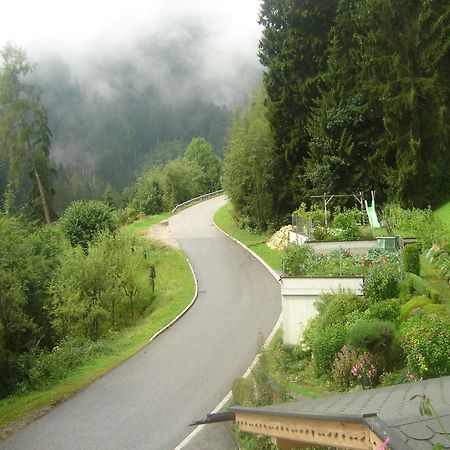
{"left": 0, "top": 0, "right": 263, "bottom": 105}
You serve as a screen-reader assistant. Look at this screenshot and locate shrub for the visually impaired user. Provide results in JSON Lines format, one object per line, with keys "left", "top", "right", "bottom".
{"left": 60, "top": 200, "right": 117, "bottom": 250}
{"left": 422, "top": 303, "right": 449, "bottom": 317}
{"left": 282, "top": 244, "right": 317, "bottom": 276}
{"left": 400, "top": 295, "right": 434, "bottom": 320}
{"left": 350, "top": 352, "right": 380, "bottom": 388}
{"left": 276, "top": 343, "right": 308, "bottom": 374}
{"left": 403, "top": 243, "right": 420, "bottom": 275}
{"left": 363, "top": 298, "right": 401, "bottom": 323}
{"left": 311, "top": 324, "right": 347, "bottom": 376}
{"left": 363, "top": 264, "right": 399, "bottom": 302}
{"left": 312, "top": 225, "right": 328, "bottom": 241}
{"left": 400, "top": 272, "right": 439, "bottom": 302}
{"left": 347, "top": 320, "right": 396, "bottom": 356}
{"left": 331, "top": 345, "right": 360, "bottom": 390}
{"left": 26, "top": 337, "right": 112, "bottom": 389}
{"left": 321, "top": 292, "right": 370, "bottom": 328}
{"left": 333, "top": 208, "right": 361, "bottom": 241}
{"left": 400, "top": 314, "right": 450, "bottom": 379}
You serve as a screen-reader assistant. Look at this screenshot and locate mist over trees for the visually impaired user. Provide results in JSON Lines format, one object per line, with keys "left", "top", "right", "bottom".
{"left": 0, "top": 13, "right": 262, "bottom": 215}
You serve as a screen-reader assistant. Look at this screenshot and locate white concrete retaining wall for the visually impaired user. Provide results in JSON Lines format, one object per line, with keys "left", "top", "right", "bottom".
{"left": 305, "top": 240, "right": 377, "bottom": 256}
{"left": 281, "top": 277, "right": 364, "bottom": 345}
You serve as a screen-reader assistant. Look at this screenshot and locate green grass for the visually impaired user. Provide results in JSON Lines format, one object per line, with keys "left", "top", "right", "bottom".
{"left": 420, "top": 256, "right": 450, "bottom": 310}
{"left": 0, "top": 217, "right": 194, "bottom": 433}
{"left": 213, "top": 203, "right": 282, "bottom": 272}
{"left": 121, "top": 212, "right": 172, "bottom": 236}
{"left": 435, "top": 199, "right": 450, "bottom": 234}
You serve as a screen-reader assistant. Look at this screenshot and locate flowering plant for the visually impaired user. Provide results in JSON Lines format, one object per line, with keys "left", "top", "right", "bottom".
{"left": 351, "top": 352, "right": 379, "bottom": 388}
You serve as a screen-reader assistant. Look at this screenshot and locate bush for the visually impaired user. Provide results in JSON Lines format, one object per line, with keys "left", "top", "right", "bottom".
{"left": 331, "top": 345, "right": 360, "bottom": 390}
{"left": 400, "top": 295, "right": 435, "bottom": 320}
{"left": 350, "top": 352, "right": 380, "bottom": 388}
{"left": 363, "top": 298, "right": 401, "bottom": 323}
{"left": 403, "top": 243, "right": 420, "bottom": 275}
{"left": 310, "top": 324, "right": 347, "bottom": 376}
{"left": 333, "top": 208, "right": 361, "bottom": 241}
{"left": 282, "top": 244, "right": 317, "bottom": 276}
{"left": 275, "top": 343, "right": 308, "bottom": 374}
{"left": 400, "top": 314, "right": 450, "bottom": 379}
{"left": 320, "top": 292, "right": 370, "bottom": 328}
{"left": 60, "top": 200, "right": 117, "bottom": 250}
{"left": 26, "top": 337, "right": 112, "bottom": 389}
{"left": 363, "top": 264, "right": 399, "bottom": 302}
{"left": 347, "top": 320, "right": 396, "bottom": 356}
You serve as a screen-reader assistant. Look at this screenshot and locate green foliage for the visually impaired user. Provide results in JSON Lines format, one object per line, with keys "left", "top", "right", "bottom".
{"left": 0, "top": 215, "right": 66, "bottom": 396}
{"left": 60, "top": 200, "right": 117, "bottom": 250}
{"left": 363, "top": 298, "right": 401, "bottom": 324}
{"left": 320, "top": 292, "right": 370, "bottom": 328}
{"left": 259, "top": 0, "right": 339, "bottom": 215}
{"left": 384, "top": 205, "right": 446, "bottom": 249}
{"left": 400, "top": 314, "right": 450, "bottom": 379}
{"left": 404, "top": 243, "right": 420, "bottom": 275}
{"left": 232, "top": 377, "right": 254, "bottom": 406}
{"left": 363, "top": 264, "right": 399, "bottom": 302}
{"left": 333, "top": 208, "right": 361, "bottom": 240}
{"left": 282, "top": 244, "right": 317, "bottom": 276}
{"left": 275, "top": 343, "right": 309, "bottom": 375}
{"left": 347, "top": 320, "right": 396, "bottom": 355}
{"left": 331, "top": 345, "right": 360, "bottom": 390}
{"left": 0, "top": 43, "right": 53, "bottom": 223}
{"left": 223, "top": 88, "right": 277, "bottom": 230}
{"left": 257, "top": 0, "right": 450, "bottom": 214}
{"left": 50, "top": 233, "right": 153, "bottom": 340}
{"left": 25, "top": 337, "right": 112, "bottom": 390}
{"left": 310, "top": 324, "right": 347, "bottom": 376}
{"left": 184, "top": 137, "right": 221, "bottom": 193}
{"left": 400, "top": 295, "right": 436, "bottom": 320}
{"left": 402, "top": 272, "right": 439, "bottom": 302}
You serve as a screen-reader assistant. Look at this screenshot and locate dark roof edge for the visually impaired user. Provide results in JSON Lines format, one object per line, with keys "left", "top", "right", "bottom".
{"left": 229, "top": 405, "right": 365, "bottom": 423}
{"left": 363, "top": 415, "right": 412, "bottom": 450}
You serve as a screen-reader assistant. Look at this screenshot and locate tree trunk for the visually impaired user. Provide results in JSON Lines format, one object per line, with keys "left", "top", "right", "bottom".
{"left": 34, "top": 169, "right": 51, "bottom": 224}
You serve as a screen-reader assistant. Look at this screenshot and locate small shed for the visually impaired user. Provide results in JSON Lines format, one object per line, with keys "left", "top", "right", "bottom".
{"left": 281, "top": 276, "right": 364, "bottom": 344}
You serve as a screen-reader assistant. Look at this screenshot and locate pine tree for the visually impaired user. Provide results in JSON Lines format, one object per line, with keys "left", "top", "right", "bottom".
{"left": 0, "top": 43, "right": 53, "bottom": 223}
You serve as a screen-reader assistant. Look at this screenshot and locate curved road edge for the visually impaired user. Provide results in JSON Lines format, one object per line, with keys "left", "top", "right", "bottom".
{"left": 173, "top": 213, "right": 283, "bottom": 450}
{"left": 148, "top": 258, "right": 198, "bottom": 343}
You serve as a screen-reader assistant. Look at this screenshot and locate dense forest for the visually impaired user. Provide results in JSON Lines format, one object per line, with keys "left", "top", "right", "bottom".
{"left": 224, "top": 0, "right": 450, "bottom": 229}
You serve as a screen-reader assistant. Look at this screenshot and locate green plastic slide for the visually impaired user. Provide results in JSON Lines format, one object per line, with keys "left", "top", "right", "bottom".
{"left": 365, "top": 199, "right": 381, "bottom": 229}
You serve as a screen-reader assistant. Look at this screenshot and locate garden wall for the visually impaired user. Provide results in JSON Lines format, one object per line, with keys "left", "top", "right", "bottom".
{"left": 281, "top": 277, "right": 364, "bottom": 345}
{"left": 305, "top": 239, "right": 377, "bottom": 256}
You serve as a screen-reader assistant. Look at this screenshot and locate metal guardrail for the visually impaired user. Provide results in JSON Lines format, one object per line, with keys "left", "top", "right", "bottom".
{"left": 172, "top": 189, "right": 225, "bottom": 213}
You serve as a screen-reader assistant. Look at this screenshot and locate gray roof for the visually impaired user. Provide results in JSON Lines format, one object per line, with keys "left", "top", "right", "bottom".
{"left": 231, "top": 376, "right": 450, "bottom": 449}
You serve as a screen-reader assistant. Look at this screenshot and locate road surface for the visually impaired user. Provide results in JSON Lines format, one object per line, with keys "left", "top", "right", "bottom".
{"left": 1, "top": 196, "right": 281, "bottom": 450}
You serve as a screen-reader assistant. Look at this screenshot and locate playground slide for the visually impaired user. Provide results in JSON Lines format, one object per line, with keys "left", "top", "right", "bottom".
{"left": 365, "top": 199, "right": 381, "bottom": 229}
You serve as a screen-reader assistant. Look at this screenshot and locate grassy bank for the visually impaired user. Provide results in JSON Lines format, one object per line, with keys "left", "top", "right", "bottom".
{"left": 213, "top": 202, "right": 282, "bottom": 272}
{"left": 435, "top": 199, "right": 450, "bottom": 233}
{"left": 0, "top": 217, "right": 194, "bottom": 434}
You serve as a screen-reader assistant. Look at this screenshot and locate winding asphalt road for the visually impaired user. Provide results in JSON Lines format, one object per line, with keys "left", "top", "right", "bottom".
{"left": 1, "top": 196, "right": 281, "bottom": 450}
